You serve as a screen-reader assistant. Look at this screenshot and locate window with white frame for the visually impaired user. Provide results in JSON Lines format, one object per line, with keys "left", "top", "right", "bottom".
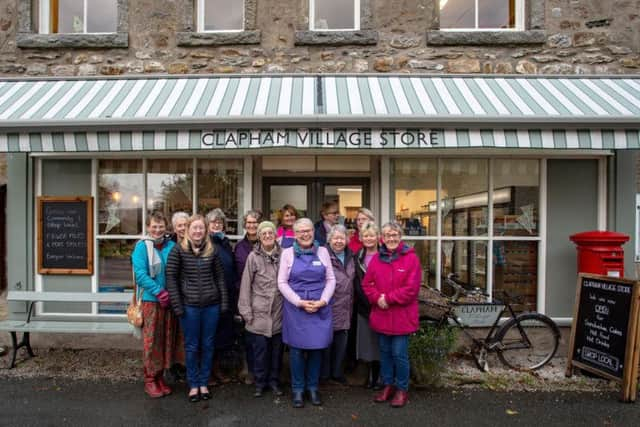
{"left": 310, "top": 0, "right": 359, "bottom": 31}
{"left": 198, "top": 0, "right": 244, "bottom": 32}
{"left": 93, "top": 158, "right": 244, "bottom": 315}
{"left": 439, "top": 0, "right": 525, "bottom": 30}
{"left": 39, "top": 0, "right": 118, "bottom": 34}
{"left": 391, "top": 158, "right": 540, "bottom": 311}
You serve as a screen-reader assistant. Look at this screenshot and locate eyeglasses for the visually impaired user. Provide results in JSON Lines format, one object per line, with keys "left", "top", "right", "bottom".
{"left": 384, "top": 233, "right": 400, "bottom": 239}
{"left": 260, "top": 231, "right": 275, "bottom": 236}
{"left": 327, "top": 211, "right": 339, "bottom": 215}
{"left": 295, "top": 229, "right": 313, "bottom": 235}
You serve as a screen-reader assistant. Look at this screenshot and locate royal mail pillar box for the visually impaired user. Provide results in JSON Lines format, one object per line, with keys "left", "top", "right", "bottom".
{"left": 569, "top": 231, "right": 629, "bottom": 278}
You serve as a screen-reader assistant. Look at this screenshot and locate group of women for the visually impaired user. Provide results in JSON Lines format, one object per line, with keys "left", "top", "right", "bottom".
{"left": 131, "top": 203, "right": 421, "bottom": 409}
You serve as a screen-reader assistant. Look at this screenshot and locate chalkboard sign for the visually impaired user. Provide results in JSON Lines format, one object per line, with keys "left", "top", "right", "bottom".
{"left": 38, "top": 196, "right": 93, "bottom": 275}
{"left": 566, "top": 273, "right": 640, "bottom": 402}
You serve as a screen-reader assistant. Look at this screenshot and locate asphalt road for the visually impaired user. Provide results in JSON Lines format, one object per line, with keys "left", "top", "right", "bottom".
{"left": 1, "top": 378, "right": 638, "bottom": 427}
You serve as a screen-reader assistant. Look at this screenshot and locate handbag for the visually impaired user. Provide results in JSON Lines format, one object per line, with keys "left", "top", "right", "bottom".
{"left": 127, "top": 269, "right": 144, "bottom": 328}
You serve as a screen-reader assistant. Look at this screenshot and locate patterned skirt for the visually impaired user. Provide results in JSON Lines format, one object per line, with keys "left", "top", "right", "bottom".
{"left": 142, "top": 302, "right": 185, "bottom": 377}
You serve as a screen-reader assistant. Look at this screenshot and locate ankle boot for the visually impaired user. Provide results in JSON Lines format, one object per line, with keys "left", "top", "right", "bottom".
{"left": 371, "top": 361, "right": 383, "bottom": 391}
{"left": 144, "top": 376, "right": 164, "bottom": 399}
{"left": 390, "top": 390, "right": 409, "bottom": 408}
{"left": 374, "top": 385, "right": 395, "bottom": 403}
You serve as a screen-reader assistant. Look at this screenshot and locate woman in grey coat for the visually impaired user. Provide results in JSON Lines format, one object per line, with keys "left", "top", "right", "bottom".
{"left": 321, "top": 224, "right": 356, "bottom": 384}
{"left": 237, "top": 221, "right": 284, "bottom": 398}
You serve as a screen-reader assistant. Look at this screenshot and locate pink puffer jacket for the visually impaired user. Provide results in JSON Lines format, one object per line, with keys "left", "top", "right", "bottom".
{"left": 362, "top": 242, "right": 421, "bottom": 336}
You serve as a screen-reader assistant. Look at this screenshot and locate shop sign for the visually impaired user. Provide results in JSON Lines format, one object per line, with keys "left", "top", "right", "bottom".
{"left": 201, "top": 129, "right": 443, "bottom": 149}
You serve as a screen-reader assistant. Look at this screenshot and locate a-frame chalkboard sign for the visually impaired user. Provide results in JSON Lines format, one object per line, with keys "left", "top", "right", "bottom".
{"left": 566, "top": 273, "right": 640, "bottom": 402}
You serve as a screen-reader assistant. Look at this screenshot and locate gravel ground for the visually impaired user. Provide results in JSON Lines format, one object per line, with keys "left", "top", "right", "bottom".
{"left": 0, "top": 346, "right": 619, "bottom": 394}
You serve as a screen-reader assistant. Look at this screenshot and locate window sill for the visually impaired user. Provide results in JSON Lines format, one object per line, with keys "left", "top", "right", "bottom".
{"left": 176, "top": 30, "right": 261, "bottom": 46}
{"left": 294, "top": 30, "right": 378, "bottom": 46}
{"left": 426, "top": 30, "right": 546, "bottom": 46}
{"left": 16, "top": 32, "right": 128, "bottom": 49}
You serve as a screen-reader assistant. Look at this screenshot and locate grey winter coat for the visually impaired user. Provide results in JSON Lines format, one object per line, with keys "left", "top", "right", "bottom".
{"left": 328, "top": 247, "right": 356, "bottom": 331}
{"left": 237, "top": 244, "right": 283, "bottom": 337}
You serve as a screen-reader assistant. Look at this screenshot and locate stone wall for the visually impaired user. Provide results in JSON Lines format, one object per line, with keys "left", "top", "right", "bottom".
{"left": 0, "top": 0, "right": 638, "bottom": 76}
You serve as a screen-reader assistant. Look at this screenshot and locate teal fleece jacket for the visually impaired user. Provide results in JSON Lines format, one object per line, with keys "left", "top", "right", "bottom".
{"left": 131, "top": 239, "right": 175, "bottom": 302}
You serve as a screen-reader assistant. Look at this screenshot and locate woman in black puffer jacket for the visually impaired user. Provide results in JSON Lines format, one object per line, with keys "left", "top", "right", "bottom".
{"left": 166, "top": 214, "right": 228, "bottom": 403}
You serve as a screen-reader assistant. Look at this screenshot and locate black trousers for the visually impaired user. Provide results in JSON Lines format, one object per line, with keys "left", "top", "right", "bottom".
{"left": 321, "top": 330, "right": 349, "bottom": 380}
{"left": 248, "top": 331, "right": 283, "bottom": 388}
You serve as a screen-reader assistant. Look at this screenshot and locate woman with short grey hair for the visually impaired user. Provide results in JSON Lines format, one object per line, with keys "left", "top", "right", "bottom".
{"left": 170, "top": 211, "right": 190, "bottom": 243}
{"left": 321, "top": 224, "right": 355, "bottom": 384}
{"left": 206, "top": 208, "right": 227, "bottom": 230}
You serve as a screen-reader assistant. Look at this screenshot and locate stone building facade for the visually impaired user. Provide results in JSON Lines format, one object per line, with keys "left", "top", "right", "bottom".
{"left": 0, "top": 0, "right": 638, "bottom": 77}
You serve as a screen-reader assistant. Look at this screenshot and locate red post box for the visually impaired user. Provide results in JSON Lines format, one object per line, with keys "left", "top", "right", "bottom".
{"left": 569, "top": 231, "right": 629, "bottom": 278}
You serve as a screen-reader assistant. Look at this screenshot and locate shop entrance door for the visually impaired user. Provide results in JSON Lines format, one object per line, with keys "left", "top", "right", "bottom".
{"left": 263, "top": 178, "right": 369, "bottom": 229}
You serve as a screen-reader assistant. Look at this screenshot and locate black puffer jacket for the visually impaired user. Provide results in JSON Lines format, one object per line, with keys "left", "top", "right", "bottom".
{"left": 165, "top": 238, "right": 228, "bottom": 317}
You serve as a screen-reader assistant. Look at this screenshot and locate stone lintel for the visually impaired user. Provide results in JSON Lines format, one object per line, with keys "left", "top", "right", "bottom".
{"left": 176, "top": 30, "right": 262, "bottom": 46}
{"left": 16, "top": 33, "right": 129, "bottom": 49}
{"left": 426, "top": 30, "right": 546, "bottom": 46}
{"left": 294, "top": 30, "right": 378, "bottom": 46}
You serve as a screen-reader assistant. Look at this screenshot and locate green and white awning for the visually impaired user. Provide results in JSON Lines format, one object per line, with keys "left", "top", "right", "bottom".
{"left": 0, "top": 75, "right": 639, "bottom": 151}
{"left": 2, "top": 129, "right": 638, "bottom": 152}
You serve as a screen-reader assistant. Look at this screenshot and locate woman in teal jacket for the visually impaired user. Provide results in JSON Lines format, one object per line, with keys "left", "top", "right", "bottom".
{"left": 131, "top": 211, "right": 184, "bottom": 398}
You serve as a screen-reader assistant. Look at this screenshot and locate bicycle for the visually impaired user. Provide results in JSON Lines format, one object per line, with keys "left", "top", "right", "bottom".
{"left": 419, "top": 273, "right": 561, "bottom": 372}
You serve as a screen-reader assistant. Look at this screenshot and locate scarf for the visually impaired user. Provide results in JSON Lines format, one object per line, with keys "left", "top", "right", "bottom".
{"left": 378, "top": 242, "right": 408, "bottom": 264}
{"left": 293, "top": 240, "right": 318, "bottom": 257}
{"left": 142, "top": 237, "right": 164, "bottom": 278}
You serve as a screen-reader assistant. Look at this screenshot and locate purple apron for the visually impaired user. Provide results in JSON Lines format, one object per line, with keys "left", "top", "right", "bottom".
{"left": 282, "top": 251, "right": 333, "bottom": 349}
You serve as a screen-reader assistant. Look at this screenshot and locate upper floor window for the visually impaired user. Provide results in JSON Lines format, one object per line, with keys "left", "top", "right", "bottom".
{"left": 439, "top": 0, "right": 524, "bottom": 31}
{"left": 39, "top": 0, "right": 118, "bottom": 34}
{"left": 310, "top": 0, "right": 360, "bottom": 31}
{"left": 197, "top": 0, "right": 244, "bottom": 32}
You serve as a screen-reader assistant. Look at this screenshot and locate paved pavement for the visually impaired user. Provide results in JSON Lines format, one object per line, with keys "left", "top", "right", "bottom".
{"left": 1, "top": 378, "right": 638, "bottom": 427}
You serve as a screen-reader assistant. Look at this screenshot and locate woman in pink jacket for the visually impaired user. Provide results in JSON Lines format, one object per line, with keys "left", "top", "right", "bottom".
{"left": 362, "top": 221, "right": 421, "bottom": 408}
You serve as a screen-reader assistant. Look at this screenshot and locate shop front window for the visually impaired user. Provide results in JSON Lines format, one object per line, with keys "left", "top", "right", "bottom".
{"left": 392, "top": 158, "right": 541, "bottom": 311}
{"left": 98, "top": 159, "right": 143, "bottom": 236}
{"left": 197, "top": 159, "right": 243, "bottom": 235}
{"left": 147, "top": 159, "right": 193, "bottom": 218}
{"left": 97, "top": 239, "right": 135, "bottom": 314}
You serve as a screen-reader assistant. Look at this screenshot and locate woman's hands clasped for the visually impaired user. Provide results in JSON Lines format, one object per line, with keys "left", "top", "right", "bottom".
{"left": 300, "top": 299, "right": 327, "bottom": 313}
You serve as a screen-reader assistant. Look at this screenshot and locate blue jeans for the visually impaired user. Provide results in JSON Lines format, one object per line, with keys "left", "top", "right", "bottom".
{"left": 378, "top": 334, "right": 410, "bottom": 391}
{"left": 180, "top": 304, "right": 220, "bottom": 389}
{"left": 289, "top": 347, "right": 323, "bottom": 393}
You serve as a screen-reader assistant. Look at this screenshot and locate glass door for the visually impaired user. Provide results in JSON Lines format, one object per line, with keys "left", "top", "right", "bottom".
{"left": 263, "top": 178, "right": 369, "bottom": 226}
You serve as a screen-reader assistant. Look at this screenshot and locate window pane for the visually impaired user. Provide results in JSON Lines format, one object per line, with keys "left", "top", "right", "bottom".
{"left": 479, "top": 0, "right": 516, "bottom": 29}
{"left": 441, "top": 159, "right": 488, "bottom": 236}
{"left": 86, "top": 0, "right": 118, "bottom": 33}
{"left": 197, "top": 159, "right": 243, "bottom": 235}
{"left": 392, "top": 159, "right": 437, "bottom": 237}
{"left": 204, "top": 0, "right": 244, "bottom": 31}
{"left": 314, "top": 0, "right": 356, "bottom": 30}
{"left": 147, "top": 159, "right": 193, "bottom": 219}
{"left": 493, "top": 159, "right": 539, "bottom": 236}
{"left": 442, "top": 240, "right": 487, "bottom": 292}
{"left": 56, "top": 0, "right": 84, "bottom": 33}
{"left": 406, "top": 240, "right": 437, "bottom": 288}
{"left": 493, "top": 241, "right": 537, "bottom": 311}
{"left": 98, "top": 160, "right": 143, "bottom": 235}
{"left": 440, "top": 0, "right": 476, "bottom": 29}
{"left": 98, "top": 239, "right": 135, "bottom": 314}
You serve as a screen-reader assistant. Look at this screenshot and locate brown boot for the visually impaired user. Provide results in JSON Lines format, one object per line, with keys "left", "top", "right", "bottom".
{"left": 373, "top": 385, "right": 395, "bottom": 403}
{"left": 144, "top": 378, "right": 164, "bottom": 399}
{"left": 390, "top": 390, "right": 409, "bottom": 408}
{"left": 156, "top": 373, "right": 172, "bottom": 396}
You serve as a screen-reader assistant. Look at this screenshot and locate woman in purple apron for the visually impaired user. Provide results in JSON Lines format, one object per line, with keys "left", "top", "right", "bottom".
{"left": 278, "top": 218, "right": 336, "bottom": 408}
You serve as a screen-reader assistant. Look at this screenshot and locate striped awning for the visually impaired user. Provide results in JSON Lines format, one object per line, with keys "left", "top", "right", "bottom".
{"left": 1, "top": 129, "right": 638, "bottom": 152}
{"left": 0, "top": 75, "right": 639, "bottom": 151}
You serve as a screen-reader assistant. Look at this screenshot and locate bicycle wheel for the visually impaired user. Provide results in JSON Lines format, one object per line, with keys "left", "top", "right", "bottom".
{"left": 495, "top": 313, "right": 560, "bottom": 371}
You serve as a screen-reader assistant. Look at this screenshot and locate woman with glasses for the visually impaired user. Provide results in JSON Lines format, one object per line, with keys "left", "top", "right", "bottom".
{"left": 314, "top": 201, "right": 340, "bottom": 246}
{"left": 237, "top": 221, "right": 284, "bottom": 398}
{"left": 278, "top": 218, "right": 336, "bottom": 408}
{"left": 347, "top": 207, "right": 376, "bottom": 253}
{"left": 362, "top": 222, "right": 421, "bottom": 408}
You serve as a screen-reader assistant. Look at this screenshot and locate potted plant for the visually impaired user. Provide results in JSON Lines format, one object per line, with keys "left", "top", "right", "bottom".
{"left": 409, "top": 323, "right": 456, "bottom": 387}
